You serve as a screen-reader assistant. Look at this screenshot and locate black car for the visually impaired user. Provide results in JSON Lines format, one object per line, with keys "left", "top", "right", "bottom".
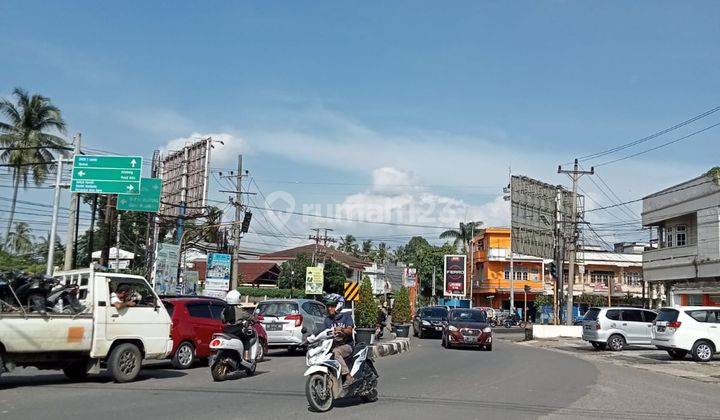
{"left": 412, "top": 306, "right": 449, "bottom": 338}
{"left": 442, "top": 308, "right": 492, "bottom": 350}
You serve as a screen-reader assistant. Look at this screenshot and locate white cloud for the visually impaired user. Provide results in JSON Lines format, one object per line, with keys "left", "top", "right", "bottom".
{"left": 162, "top": 132, "right": 249, "bottom": 168}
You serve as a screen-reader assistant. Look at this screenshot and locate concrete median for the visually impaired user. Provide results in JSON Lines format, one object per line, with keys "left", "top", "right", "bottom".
{"left": 369, "top": 338, "right": 411, "bottom": 358}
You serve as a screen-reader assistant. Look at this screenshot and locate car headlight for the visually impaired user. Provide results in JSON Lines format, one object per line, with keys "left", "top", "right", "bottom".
{"left": 422, "top": 320, "right": 431, "bottom": 326}
{"left": 448, "top": 325, "right": 458, "bottom": 332}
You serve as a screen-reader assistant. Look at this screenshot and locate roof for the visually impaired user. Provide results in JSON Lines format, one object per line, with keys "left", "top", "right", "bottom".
{"left": 260, "top": 244, "right": 371, "bottom": 269}
{"left": 237, "top": 261, "right": 280, "bottom": 283}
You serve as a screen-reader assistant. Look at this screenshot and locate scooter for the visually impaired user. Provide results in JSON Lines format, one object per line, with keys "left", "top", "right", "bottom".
{"left": 208, "top": 319, "right": 261, "bottom": 381}
{"left": 503, "top": 314, "right": 525, "bottom": 329}
{"left": 304, "top": 328, "right": 379, "bottom": 412}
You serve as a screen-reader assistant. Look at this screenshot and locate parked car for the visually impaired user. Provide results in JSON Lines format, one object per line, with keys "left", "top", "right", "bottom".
{"left": 582, "top": 307, "right": 657, "bottom": 351}
{"left": 442, "top": 308, "right": 492, "bottom": 350}
{"left": 412, "top": 306, "right": 448, "bottom": 338}
{"left": 255, "top": 299, "right": 326, "bottom": 353}
{"left": 651, "top": 306, "right": 720, "bottom": 362}
{"left": 163, "top": 297, "right": 268, "bottom": 369}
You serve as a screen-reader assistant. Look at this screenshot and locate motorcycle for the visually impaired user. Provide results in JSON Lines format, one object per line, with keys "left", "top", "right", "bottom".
{"left": 208, "top": 319, "right": 261, "bottom": 381}
{"left": 304, "top": 328, "right": 379, "bottom": 412}
{"left": 0, "top": 273, "right": 85, "bottom": 315}
{"left": 503, "top": 314, "right": 525, "bottom": 329}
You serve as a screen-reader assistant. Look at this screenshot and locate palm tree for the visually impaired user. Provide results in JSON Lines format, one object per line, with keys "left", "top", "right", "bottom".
{"left": 375, "top": 242, "right": 389, "bottom": 264}
{"left": 0, "top": 88, "right": 67, "bottom": 244}
{"left": 6, "top": 222, "right": 34, "bottom": 254}
{"left": 440, "top": 221, "right": 484, "bottom": 253}
{"left": 339, "top": 234, "right": 357, "bottom": 254}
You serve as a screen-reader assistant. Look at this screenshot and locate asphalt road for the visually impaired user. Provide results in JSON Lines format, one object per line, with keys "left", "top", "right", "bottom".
{"left": 1, "top": 336, "right": 719, "bottom": 420}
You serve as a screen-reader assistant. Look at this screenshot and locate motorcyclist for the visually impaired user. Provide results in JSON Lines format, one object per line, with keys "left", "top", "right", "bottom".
{"left": 224, "top": 290, "right": 254, "bottom": 336}
{"left": 321, "top": 294, "right": 355, "bottom": 387}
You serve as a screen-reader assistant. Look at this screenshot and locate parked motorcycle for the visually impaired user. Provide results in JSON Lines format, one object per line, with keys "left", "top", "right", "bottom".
{"left": 503, "top": 314, "right": 525, "bottom": 329}
{"left": 304, "top": 327, "right": 379, "bottom": 412}
{"left": 209, "top": 319, "right": 261, "bottom": 381}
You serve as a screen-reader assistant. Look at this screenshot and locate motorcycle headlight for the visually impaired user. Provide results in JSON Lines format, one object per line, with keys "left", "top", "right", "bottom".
{"left": 448, "top": 325, "right": 458, "bottom": 332}
{"left": 422, "top": 320, "right": 431, "bottom": 326}
{"left": 483, "top": 327, "right": 492, "bottom": 333}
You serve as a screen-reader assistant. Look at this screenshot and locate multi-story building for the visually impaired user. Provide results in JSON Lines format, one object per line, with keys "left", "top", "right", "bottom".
{"left": 642, "top": 169, "right": 720, "bottom": 307}
{"left": 471, "top": 228, "right": 645, "bottom": 319}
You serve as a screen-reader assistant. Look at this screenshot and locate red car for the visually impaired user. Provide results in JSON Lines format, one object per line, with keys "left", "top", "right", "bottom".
{"left": 442, "top": 308, "right": 493, "bottom": 351}
{"left": 162, "top": 297, "right": 268, "bottom": 369}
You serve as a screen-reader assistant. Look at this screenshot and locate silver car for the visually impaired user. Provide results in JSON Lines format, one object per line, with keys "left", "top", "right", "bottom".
{"left": 582, "top": 307, "right": 657, "bottom": 351}
{"left": 255, "top": 299, "right": 327, "bottom": 353}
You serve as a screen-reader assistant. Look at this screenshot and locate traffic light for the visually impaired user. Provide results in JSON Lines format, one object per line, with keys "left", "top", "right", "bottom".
{"left": 241, "top": 211, "right": 252, "bottom": 233}
{"left": 548, "top": 262, "right": 557, "bottom": 279}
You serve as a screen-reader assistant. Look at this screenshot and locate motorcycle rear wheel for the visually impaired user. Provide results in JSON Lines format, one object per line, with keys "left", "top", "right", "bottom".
{"left": 211, "top": 359, "right": 230, "bottom": 382}
{"left": 306, "top": 373, "right": 334, "bottom": 412}
{"left": 361, "top": 388, "right": 378, "bottom": 403}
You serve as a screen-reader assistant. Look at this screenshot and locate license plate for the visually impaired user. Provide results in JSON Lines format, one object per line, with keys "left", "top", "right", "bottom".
{"left": 584, "top": 325, "right": 591, "bottom": 330}
{"left": 463, "top": 336, "right": 475, "bottom": 343}
{"left": 435, "top": 327, "right": 443, "bottom": 331}
{"left": 266, "top": 323, "right": 282, "bottom": 331}
{"left": 657, "top": 327, "right": 665, "bottom": 332}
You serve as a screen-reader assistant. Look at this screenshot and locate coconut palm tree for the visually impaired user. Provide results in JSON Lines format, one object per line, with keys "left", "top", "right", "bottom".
{"left": 339, "top": 234, "right": 357, "bottom": 254}
{"left": 375, "top": 242, "right": 389, "bottom": 264}
{"left": 439, "top": 221, "right": 484, "bottom": 253}
{"left": 0, "top": 88, "right": 67, "bottom": 244}
{"left": 6, "top": 222, "right": 34, "bottom": 254}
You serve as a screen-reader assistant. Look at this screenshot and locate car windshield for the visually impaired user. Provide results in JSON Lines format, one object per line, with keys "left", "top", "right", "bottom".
{"left": 450, "top": 310, "right": 486, "bottom": 322}
{"left": 257, "top": 302, "right": 299, "bottom": 317}
{"left": 656, "top": 308, "right": 679, "bottom": 323}
{"left": 425, "top": 308, "right": 448, "bottom": 318}
{"left": 583, "top": 308, "right": 600, "bottom": 321}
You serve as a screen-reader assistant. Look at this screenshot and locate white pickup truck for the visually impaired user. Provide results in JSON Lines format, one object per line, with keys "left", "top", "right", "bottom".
{"left": 0, "top": 267, "right": 173, "bottom": 382}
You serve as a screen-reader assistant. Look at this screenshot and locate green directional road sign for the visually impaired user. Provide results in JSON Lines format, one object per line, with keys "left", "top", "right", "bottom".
{"left": 70, "top": 155, "right": 142, "bottom": 194}
{"left": 117, "top": 178, "right": 162, "bottom": 212}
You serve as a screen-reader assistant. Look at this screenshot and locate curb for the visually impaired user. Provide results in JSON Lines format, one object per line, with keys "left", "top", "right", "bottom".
{"left": 369, "top": 338, "right": 411, "bottom": 358}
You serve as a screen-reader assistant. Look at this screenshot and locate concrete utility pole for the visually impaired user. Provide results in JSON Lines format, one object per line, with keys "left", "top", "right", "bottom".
{"left": 558, "top": 159, "right": 593, "bottom": 326}
{"left": 309, "top": 228, "right": 336, "bottom": 264}
{"left": 115, "top": 212, "right": 122, "bottom": 272}
{"left": 232, "top": 154, "right": 242, "bottom": 289}
{"left": 100, "top": 195, "right": 115, "bottom": 267}
{"left": 46, "top": 158, "right": 65, "bottom": 276}
{"left": 64, "top": 133, "right": 81, "bottom": 270}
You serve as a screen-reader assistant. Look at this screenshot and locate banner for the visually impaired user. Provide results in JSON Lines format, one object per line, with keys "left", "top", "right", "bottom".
{"left": 403, "top": 267, "right": 417, "bottom": 287}
{"left": 153, "top": 243, "right": 180, "bottom": 295}
{"left": 444, "top": 255, "right": 466, "bottom": 297}
{"left": 184, "top": 271, "right": 199, "bottom": 295}
{"left": 204, "top": 253, "right": 231, "bottom": 297}
{"left": 305, "top": 266, "right": 324, "bottom": 295}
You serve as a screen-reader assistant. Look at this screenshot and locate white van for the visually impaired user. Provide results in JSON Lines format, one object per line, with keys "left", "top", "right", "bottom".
{"left": 0, "top": 267, "right": 173, "bottom": 382}
{"left": 652, "top": 306, "right": 720, "bottom": 362}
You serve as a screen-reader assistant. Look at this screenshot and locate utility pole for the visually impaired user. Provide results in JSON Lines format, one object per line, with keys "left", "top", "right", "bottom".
{"left": 87, "top": 194, "right": 98, "bottom": 267}
{"left": 309, "top": 228, "right": 336, "bottom": 264}
{"left": 504, "top": 173, "right": 515, "bottom": 313}
{"left": 232, "top": 154, "right": 242, "bottom": 290}
{"left": 115, "top": 212, "right": 122, "bottom": 272}
{"left": 46, "top": 158, "right": 65, "bottom": 276}
{"left": 558, "top": 158, "right": 594, "bottom": 326}
{"left": 432, "top": 266, "right": 436, "bottom": 304}
{"left": 100, "top": 195, "right": 115, "bottom": 267}
{"left": 554, "top": 188, "right": 563, "bottom": 325}
{"left": 64, "top": 133, "right": 81, "bottom": 270}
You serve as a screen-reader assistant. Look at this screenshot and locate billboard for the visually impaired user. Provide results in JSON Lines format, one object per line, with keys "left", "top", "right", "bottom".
{"left": 444, "top": 255, "right": 466, "bottom": 297}
{"left": 403, "top": 267, "right": 417, "bottom": 288}
{"left": 305, "top": 266, "right": 324, "bottom": 295}
{"left": 160, "top": 138, "right": 212, "bottom": 218}
{"left": 152, "top": 243, "right": 180, "bottom": 294}
{"left": 510, "top": 175, "right": 576, "bottom": 260}
{"left": 184, "top": 271, "right": 199, "bottom": 295}
{"left": 204, "top": 253, "right": 231, "bottom": 298}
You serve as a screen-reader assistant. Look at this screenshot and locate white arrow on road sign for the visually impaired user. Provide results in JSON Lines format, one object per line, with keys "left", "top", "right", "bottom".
{"left": 126, "top": 184, "right": 134, "bottom": 191}
{"left": 130, "top": 159, "right": 137, "bottom": 168}
{"left": 78, "top": 170, "right": 86, "bottom": 177}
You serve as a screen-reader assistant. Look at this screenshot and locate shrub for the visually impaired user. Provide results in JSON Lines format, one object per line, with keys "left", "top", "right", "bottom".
{"left": 354, "top": 275, "right": 378, "bottom": 328}
{"left": 392, "top": 286, "right": 411, "bottom": 324}
{"left": 236, "top": 286, "right": 306, "bottom": 299}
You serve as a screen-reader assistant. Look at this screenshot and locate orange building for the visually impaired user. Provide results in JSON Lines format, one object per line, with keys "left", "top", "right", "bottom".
{"left": 470, "top": 228, "right": 547, "bottom": 319}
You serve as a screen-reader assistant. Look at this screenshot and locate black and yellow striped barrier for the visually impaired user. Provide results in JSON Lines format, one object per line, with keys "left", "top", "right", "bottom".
{"left": 344, "top": 281, "right": 360, "bottom": 302}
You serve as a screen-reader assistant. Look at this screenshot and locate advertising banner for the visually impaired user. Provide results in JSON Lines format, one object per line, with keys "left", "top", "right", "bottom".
{"left": 403, "top": 267, "right": 417, "bottom": 287}
{"left": 152, "top": 243, "right": 180, "bottom": 294}
{"left": 184, "top": 271, "right": 199, "bottom": 295}
{"left": 204, "top": 253, "right": 232, "bottom": 297}
{"left": 305, "top": 266, "right": 324, "bottom": 295}
{"left": 444, "top": 255, "right": 466, "bottom": 297}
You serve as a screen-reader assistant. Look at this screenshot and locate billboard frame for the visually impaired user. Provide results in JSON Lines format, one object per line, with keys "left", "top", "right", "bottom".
{"left": 443, "top": 254, "right": 467, "bottom": 298}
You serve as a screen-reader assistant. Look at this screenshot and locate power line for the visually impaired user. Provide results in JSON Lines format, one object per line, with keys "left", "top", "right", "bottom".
{"left": 576, "top": 105, "right": 720, "bottom": 163}
{"left": 595, "top": 121, "right": 720, "bottom": 167}
{"left": 585, "top": 178, "right": 717, "bottom": 213}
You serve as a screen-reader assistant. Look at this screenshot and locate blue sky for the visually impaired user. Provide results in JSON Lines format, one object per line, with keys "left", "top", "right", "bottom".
{"left": 1, "top": 1, "right": 719, "bottom": 251}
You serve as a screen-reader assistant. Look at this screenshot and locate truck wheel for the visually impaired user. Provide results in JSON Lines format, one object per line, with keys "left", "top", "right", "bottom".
{"left": 171, "top": 342, "right": 195, "bottom": 369}
{"left": 63, "top": 360, "right": 90, "bottom": 381}
{"left": 108, "top": 343, "right": 142, "bottom": 383}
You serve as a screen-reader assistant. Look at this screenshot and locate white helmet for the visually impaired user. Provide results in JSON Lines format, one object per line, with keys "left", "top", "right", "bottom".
{"left": 225, "top": 290, "right": 241, "bottom": 305}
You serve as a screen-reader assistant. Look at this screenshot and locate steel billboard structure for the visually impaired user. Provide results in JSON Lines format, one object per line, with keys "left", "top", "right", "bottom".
{"left": 510, "top": 175, "right": 577, "bottom": 260}
{"left": 159, "top": 138, "right": 212, "bottom": 218}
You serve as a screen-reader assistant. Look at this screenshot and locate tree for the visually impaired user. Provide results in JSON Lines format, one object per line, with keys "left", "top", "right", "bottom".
{"left": 277, "top": 254, "right": 313, "bottom": 290}
{"left": 354, "top": 275, "right": 378, "bottom": 328}
{"left": 374, "top": 242, "right": 389, "bottom": 264}
{"left": 0, "top": 88, "right": 67, "bottom": 244}
{"left": 6, "top": 222, "right": 33, "bottom": 254}
{"left": 439, "top": 221, "right": 483, "bottom": 253}
{"left": 323, "top": 260, "right": 349, "bottom": 294}
{"left": 392, "top": 286, "right": 411, "bottom": 324}
{"left": 35, "top": 231, "right": 65, "bottom": 265}
{"left": 338, "top": 234, "right": 357, "bottom": 254}
{"left": 361, "top": 239, "right": 374, "bottom": 257}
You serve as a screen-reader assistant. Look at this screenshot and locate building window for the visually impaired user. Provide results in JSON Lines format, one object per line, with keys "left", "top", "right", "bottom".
{"left": 676, "top": 224, "right": 687, "bottom": 247}
{"left": 622, "top": 271, "right": 642, "bottom": 286}
{"left": 666, "top": 226, "right": 673, "bottom": 248}
{"left": 590, "top": 271, "right": 615, "bottom": 287}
